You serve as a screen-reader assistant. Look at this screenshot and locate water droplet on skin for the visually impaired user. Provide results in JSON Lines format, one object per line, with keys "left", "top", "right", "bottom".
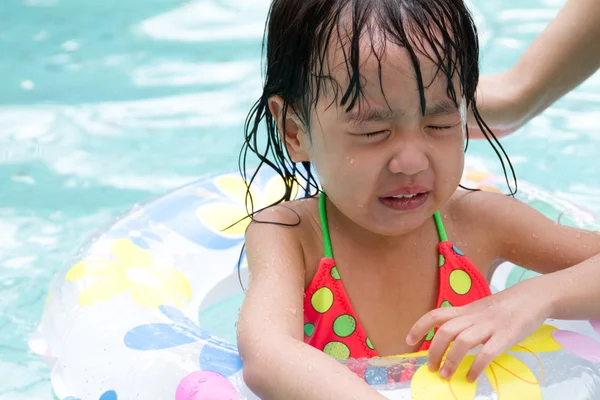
{"left": 350, "top": 158, "right": 355, "bottom": 165}
{"left": 575, "top": 232, "right": 582, "bottom": 238}
{"left": 287, "top": 307, "right": 297, "bottom": 316}
{"left": 532, "top": 234, "right": 540, "bottom": 240}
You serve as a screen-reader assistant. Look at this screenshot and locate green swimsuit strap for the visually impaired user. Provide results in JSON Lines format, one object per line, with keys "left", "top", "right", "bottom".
{"left": 433, "top": 210, "right": 449, "bottom": 242}
{"left": 318, "top": 192, "right": 334, "bottom": 258}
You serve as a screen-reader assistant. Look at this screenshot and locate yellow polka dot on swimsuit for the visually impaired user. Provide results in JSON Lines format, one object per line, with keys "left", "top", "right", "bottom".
{"left": 323, "top": 341, "right": 351, "bottom": 360}
{"left": 311, "top": 287, "right": 334, "bottom": 313}
{"left": 449, "top": 269, "right": 472, "bottom": 295}
{"left": 303, "top": 192, "right": 492, "bottom": 360}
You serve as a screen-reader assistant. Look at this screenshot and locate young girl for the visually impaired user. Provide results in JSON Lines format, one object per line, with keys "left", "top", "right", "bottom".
{"left": 236, "top": 0, "right": 600, "bottom": 399}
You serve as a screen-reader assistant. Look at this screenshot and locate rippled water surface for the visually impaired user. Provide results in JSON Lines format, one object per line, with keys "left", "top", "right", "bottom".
{"left": 0, "top": 0, "right": 598, "bottom": 397}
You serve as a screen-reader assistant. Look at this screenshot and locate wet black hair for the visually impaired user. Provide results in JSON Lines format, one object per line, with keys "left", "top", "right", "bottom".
{"left": 238, "top": 0, "right": 517, "bottom": 230}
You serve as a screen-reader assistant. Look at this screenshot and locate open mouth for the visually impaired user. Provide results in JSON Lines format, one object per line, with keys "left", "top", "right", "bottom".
{"left": 389, "top": 193, "right": 420, "bottom": 199}
{"left": 379, "top": 192, "right": 429, "bottom": 211}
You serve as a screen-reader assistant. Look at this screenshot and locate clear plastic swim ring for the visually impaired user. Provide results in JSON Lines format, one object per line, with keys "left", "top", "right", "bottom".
{"left": 30, "top": 170, "right": 600, "bottom": 400}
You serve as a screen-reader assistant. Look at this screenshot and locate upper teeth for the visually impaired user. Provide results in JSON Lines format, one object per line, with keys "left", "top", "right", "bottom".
{"left": 392, "top": 194, "right": 417, "bottom": 199}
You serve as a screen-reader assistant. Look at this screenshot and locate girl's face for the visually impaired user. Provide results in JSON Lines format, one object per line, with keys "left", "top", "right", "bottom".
{"left": 289, "top": 40, "right": 465, "bottom": 236}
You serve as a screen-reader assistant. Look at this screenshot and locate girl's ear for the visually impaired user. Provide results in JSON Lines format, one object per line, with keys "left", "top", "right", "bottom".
{"left": 268, "top": 96, "right": 310, "bottom": 162}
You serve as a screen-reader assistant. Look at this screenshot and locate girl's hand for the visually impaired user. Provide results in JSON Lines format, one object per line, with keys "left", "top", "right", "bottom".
{"left": 406, "top": 277, "right": 555, "bottom": 382}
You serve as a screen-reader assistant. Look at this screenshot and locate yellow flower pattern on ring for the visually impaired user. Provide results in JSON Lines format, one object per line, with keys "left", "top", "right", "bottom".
{"left": 66, "top": 238, "right": 192, "bottom": 309}
{"left": 196, "top": 175, "right": 299, "bottom": 237}
{"left": 410, "top": 324, "right": 562, "bottom": 400}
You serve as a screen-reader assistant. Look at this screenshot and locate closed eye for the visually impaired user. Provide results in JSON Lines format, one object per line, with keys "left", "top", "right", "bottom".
{"left": 360, "top": 130, "right": 388, "bottom": 138}
{"left": 427, "top": 122, "right": 461, "bottom": 131}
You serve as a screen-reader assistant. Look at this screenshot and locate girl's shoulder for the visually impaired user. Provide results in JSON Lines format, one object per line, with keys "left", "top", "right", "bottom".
{"left": 441, "top": 189, "right": 516, "bottom": 276}
{"left": 444, "top": 187, "right": 512, "bottom": 221}
{"left": 245, "top": 196, "right": 321, "bottom": 236}
{"left": 443, "top": 187, "right": 530, "bottom": 239}
{"left": 244, "top": 196, "right": 325, "bottom": 288}
{"left": 445, "top": 186, "right": 600, "bottom": 278}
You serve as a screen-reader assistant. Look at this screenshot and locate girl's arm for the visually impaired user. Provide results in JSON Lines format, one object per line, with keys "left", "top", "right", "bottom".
{"left": 475, "top": 192, "right": 600, "bottom": 320}
{"left": 237, "top": 209, "right": 385, "bottom": 400}
{"left": 469, "top": 0, "right": 600, "bottom": 137}
{"left": 407, "top": 191, "right": 600, "bottom": 381}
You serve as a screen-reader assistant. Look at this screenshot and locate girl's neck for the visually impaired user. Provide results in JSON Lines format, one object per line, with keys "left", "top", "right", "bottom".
{"left": 323, "top": 197, "right": 435, "bottom": 255}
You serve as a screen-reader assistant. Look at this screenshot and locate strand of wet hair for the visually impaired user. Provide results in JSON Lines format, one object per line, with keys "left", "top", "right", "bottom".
{"left": 471, "top": 102, "right": 518, "bottom": 197}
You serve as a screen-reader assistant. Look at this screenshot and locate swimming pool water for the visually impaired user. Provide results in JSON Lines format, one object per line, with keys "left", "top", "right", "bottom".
{"left": 0, "top": 0, "right": 598, "bottom": 398}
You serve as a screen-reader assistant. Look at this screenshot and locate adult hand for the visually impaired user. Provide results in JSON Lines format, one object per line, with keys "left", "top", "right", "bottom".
{"left": 468, "top": 0, "right": 600, "bottom": 139}
{"left": 468, "top": 70, "right": 532, "bottom": 138}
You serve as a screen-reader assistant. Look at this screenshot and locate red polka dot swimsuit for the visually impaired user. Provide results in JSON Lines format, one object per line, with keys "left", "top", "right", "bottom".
{"left": 304, "top": 193, "right": 491, "bottom": 378}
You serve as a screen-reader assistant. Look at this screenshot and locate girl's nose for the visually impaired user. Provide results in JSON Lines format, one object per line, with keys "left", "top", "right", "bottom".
{"left": 387, "top": 139, "right": 429, "bottom": 176}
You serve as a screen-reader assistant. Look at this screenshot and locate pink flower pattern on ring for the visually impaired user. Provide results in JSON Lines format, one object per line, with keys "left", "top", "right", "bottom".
{"left": 552, "top": 320, "right": 600, "bottom": 363}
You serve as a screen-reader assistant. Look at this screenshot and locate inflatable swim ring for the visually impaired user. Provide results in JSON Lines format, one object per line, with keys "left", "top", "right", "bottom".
{"left": 30, "top": 170, "right": 600, "bottom": 400}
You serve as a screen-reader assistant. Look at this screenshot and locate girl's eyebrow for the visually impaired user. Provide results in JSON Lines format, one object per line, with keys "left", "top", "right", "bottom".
{"left": 343, "top": 99, "right": 459, "bottom": 125}
{"left": 343, "top": 108, "right": 402, "bottom": 125}
{"left": 424, "top": 99, "right": 460, "bottom": 116}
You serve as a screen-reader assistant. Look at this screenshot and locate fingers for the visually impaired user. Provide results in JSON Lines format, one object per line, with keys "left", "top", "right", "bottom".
{"left": 426, "top": 317, "right": 475, "bottom": 373}
{"left": 438, "top": 325, "right": 492, "bottom": 380}
{"left": 408, "top": 296, "right": 520, "bottom": 383}
{"left": 467, "top": 333, "right": 510, "bottom": 382}
{"left": 406, "top": 306, "right": 460, "bottom": 346}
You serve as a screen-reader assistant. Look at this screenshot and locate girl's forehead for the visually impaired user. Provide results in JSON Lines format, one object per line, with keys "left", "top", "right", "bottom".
{"left": 325, "top": 26, "right": 455, "bottom": 92}
{"left": 323, "top": 40, "right": 456, "bottom": 109}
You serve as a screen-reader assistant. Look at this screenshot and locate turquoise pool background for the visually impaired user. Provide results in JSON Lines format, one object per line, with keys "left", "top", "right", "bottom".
{"left": 0, "top": 0, "right": 598, "bottom": 398}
